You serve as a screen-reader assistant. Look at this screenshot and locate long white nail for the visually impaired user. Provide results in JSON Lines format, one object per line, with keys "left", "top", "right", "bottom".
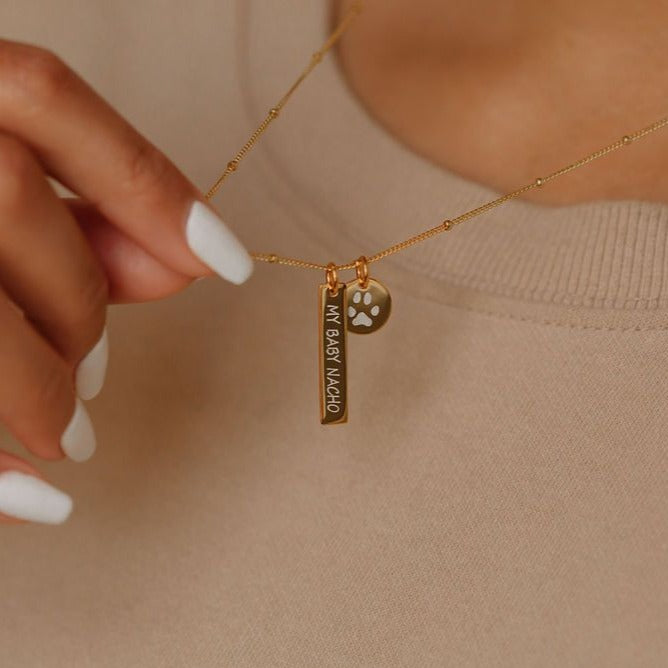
{"left": 185, "top": 201, "right": 254, "bottom": 285}
{"left": 0, "top": 471, "right": 72, "bottom": 525}
{"left": 75, "top": 326, "right": 109, "bottom": 400}
{"left": 61, "top": 398, "right": 96, "bottom": 462}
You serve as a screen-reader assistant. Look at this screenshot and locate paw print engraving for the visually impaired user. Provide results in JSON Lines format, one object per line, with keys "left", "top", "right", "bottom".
{"left": 345, "top": 278, "right": 392, "bottom": 334}
{"left": 348, "top": 290, "right": 379, "bottom": 327}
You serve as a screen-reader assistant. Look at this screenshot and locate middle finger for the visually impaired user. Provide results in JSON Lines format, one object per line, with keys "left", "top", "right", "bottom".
{"left": 0, "top": 133, "right": 108, "bottom": 398}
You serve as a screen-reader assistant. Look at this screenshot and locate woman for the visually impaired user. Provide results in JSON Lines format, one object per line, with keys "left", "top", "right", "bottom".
{"left": 1, "top": 0, "right": 666, "bottom": 664}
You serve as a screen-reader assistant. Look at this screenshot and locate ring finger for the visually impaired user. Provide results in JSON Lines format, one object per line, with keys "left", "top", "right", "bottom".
{"left": 0, "top": 133, "right": 109, "bottom": 401}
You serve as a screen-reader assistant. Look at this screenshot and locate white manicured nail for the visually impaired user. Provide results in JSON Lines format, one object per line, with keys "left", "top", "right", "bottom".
{"left": 185, "top": 201, "right": 254, "bottom": 285}
{"left": 75, "top": 326, "right": 109, "bottom": 400}
{"left": 0, "top": 471, "right": 72, "bottom": 525}
{"left": 61, "top": 397, "right": 96, "bottom": 462}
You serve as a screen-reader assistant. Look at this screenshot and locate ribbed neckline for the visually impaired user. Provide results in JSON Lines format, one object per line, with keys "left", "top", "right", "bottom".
{"left": 238, "top": 1, "right": 668, "bottom": 315}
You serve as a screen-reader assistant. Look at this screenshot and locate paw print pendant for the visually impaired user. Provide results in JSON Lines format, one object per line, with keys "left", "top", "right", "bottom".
{"left": 345, "top": 278, "right": 392, "bottom": 334}
{"left": 346, "top": 256, "right": 391, "bottom": 334}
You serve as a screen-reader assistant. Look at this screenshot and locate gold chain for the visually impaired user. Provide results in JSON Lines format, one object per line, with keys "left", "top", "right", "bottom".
{"left": 204, "top": 1, "right": 668, "bottom": 274}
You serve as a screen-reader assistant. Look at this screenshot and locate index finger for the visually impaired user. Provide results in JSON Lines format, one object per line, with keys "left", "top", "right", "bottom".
{"left": 0, "top": 40, "right": 253, "bottom": 285}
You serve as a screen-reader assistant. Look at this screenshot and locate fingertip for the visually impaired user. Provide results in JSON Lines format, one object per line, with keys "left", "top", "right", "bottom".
{"left": 184, "top": 201, "right": 254, "bottom": 285}
{"left": 60, "top": 397, "right": 96, "bottom": 462}
{"left": 75, "top": 326, "right": 109, "bottom": 400}
{"left": 0, "top": 470, "right": 73, "bottom": 525}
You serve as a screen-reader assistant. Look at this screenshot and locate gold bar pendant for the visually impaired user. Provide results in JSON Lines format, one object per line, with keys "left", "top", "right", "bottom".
{"left": 318, "top": 282, "right": 348, "bottom": 424}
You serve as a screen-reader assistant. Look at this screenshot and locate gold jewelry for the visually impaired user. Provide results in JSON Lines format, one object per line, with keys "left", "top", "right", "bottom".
{"left": 204, "top": 2, "right": 668, "bottom": 424}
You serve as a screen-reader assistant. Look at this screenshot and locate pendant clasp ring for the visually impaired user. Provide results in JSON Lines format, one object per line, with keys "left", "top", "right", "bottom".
{"left": 354, "top": 255, "right": 369, "bottom": 289}
{"left": 325, "top": 262, "right": 339, "bottom": 296}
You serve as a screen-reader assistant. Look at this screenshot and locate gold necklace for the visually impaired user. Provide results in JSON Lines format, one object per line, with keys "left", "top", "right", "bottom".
{"left": 204, "top": 2, "right": 668, "bottom": 424}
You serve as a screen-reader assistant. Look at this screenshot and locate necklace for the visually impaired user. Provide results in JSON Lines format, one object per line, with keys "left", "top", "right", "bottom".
{"left": 204, "top": 1, "right": 668, "bottom": 424}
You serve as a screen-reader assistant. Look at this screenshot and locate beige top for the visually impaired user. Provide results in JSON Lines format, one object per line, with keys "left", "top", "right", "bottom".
{"left": 1, "top": 2, "right": 668, "bottom": 666}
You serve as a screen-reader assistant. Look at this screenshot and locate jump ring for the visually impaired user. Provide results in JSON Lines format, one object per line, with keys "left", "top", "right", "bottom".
{"left": 354, "top": 256, "right": 369, "bottom": 288}
{"left": 325, "top": 262, "right": 339, "bottom": 296}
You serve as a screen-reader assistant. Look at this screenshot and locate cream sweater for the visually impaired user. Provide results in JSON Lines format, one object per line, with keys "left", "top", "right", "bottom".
{"left": 1, "top": 1, "right": 667, "bottom": 666}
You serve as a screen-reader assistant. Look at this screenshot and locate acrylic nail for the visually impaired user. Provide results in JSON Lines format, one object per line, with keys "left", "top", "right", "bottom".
{"left": 0, "top": 471, "right": 72, "bottom": 525}
{"left": 75, "top": 326, "right": 109, "bottom": 400}
{"left": 60, "top": 397, "right": 96, "bottom": 462}
{"left": 184, "top": 200, "right": 254, "bottom": 285}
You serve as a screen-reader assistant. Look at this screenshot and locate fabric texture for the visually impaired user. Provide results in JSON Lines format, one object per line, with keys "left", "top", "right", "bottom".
{"left": 0, "top": 1, "right": 667, "bottom": 666}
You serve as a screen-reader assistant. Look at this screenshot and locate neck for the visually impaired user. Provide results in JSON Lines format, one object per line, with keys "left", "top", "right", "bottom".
{"left": 346, "top": 0, "right": 668, "bottom": 48}
{"left": 332, "top": 0, "right": 668, "bottom": 205}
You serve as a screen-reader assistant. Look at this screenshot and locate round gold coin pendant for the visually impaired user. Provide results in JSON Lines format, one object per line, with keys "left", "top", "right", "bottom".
{"left": 345, "top": 277, "right": 392, "bottom": 334}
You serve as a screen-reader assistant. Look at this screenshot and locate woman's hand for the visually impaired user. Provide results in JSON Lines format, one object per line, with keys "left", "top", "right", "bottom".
{"left": 0, "top": 40, "right": 253, "bottom": 525}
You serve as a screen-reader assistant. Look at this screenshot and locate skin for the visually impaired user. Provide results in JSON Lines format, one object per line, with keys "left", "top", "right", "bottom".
{"left": 1, "top": 2, "right": 666, "bottom": 521}
{"left": 0, "top": 39, "right": 222, "bottom": 523}
{"left": 332, "top": 0, "right": 668, "bottom": 205}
